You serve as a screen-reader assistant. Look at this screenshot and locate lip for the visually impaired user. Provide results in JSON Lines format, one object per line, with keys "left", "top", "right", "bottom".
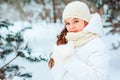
{"left": 70, "top": 30, "right": 78, "bottom": 32}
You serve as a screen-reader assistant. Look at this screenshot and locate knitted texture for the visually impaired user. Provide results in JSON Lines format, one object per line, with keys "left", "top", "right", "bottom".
{"left": 62, "top": 1, "right": 91, "bottom": 23}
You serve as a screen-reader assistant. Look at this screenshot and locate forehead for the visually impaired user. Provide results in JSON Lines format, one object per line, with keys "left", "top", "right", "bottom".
{"left": 64, "top": 18, "right": 80, "bottom": 23}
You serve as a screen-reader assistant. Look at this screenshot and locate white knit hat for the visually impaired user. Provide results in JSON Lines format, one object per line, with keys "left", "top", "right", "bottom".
{"left": 62, "top": 1, "right": 91, "bottom": 23}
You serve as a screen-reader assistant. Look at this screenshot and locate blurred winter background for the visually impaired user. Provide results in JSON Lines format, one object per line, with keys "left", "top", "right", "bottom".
{"left": 0, "top": 0, "right": 120, "bottom": 80}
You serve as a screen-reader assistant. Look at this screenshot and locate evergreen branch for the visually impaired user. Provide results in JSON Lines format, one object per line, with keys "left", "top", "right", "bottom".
{"left": 0, "top": 53, "right": 20, "bottom": 70}
{"left": 0, "top": 19, "right": 13, "bottom": 29}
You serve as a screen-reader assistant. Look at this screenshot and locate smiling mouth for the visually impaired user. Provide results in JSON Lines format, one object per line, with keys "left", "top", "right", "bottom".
{"left": 70, "top": 30, "right": 78, "bottom": 32}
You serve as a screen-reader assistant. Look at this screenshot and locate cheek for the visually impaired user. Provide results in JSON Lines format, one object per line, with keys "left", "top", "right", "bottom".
{"left": 67, "top": 27, "right": 71, "bottom": 32}
{"left": 65, "top": 26, "right": 70, "bottom": 31}
{"left": 77, "top": 27, "right": 83, "bottom": 31}
{"left": 80, "top": 22, "right": 86, "bottom": 28}
{"left": 65, "top": 26, "right": 70, "bottom": 30}
{"left": 77, "top": 23, "right": 86, "bottom": 31}
{"left": 80, "top": 25, "right": 85, "bottom": 29}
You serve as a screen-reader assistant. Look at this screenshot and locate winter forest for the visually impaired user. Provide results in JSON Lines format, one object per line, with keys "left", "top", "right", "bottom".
{"left": 0, "top": 0, "right": 120, "bottom": 80}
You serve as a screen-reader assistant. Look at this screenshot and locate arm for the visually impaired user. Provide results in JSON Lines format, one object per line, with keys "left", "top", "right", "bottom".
{"left": 51, "top": 63, "right": 66, "bottom": 80}
{"left": 50, "top": 42, "right": 74, "bottom": 80}
{"left": 63, "top": 46, "right": 110, "bottom": 80}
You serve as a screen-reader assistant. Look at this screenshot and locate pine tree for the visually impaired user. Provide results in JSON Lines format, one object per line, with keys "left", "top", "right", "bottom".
{"left": 90, "top": 0, "right": 120, "bottom": 50}
{"left": 94, "top": 0, "right": 120, "bottom": 32}
{"left": 0, "top": 19, "right": 47, "bottom": 80}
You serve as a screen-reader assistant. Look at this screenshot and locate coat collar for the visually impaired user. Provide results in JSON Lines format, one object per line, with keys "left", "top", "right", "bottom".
{"left": 83, "top": 13, "right": 104, "bottom": 37}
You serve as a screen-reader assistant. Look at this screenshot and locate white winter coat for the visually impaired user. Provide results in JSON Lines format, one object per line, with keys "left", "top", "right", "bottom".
{"left": 51, "top": 13, "right": 110, "bottom": 80}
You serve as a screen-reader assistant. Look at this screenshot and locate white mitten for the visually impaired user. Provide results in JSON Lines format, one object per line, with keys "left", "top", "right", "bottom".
{"left": 51, "top": 41, "right": 74, "bottom": 65}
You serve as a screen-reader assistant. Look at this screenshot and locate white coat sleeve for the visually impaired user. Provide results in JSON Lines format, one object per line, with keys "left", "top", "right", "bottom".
{"left": 51, "top": 64, "right": 66, "bottom": 80}
{"left": 63, "top": 44, "right": 110, "bottom": 80}
{"left": 50, "top": 42, "right": 74, "bottom": 80}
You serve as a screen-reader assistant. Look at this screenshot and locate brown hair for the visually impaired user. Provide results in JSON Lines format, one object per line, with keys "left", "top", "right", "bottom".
{"left": 56, "top": 27, "right": 68, "bottom": 45}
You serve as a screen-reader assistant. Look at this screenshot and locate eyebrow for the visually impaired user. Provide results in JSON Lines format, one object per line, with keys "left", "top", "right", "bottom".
{"left": 64, "top": 18, "right": 79, "bottom": 23}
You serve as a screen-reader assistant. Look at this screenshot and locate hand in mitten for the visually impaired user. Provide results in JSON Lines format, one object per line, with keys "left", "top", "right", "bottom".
{"left": 51, "top": 41, "right": 74, "bottom": 65}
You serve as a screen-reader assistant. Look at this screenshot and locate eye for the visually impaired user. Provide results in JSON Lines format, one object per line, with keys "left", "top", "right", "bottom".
{"left": 74, "top": 20, "right": 79, "bottom": 23}
{"left": 65, "top": 23, "right": 70, "bottom": 26}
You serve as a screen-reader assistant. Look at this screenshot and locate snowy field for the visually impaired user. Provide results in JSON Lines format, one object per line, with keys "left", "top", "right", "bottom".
{"left": 6, "top": 21, "right": 120, "bottom": 80}
{"left": 0, "top": 2, "right": 120, "bottom": 80}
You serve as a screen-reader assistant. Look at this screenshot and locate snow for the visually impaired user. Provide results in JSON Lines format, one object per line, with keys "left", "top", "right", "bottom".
{"left": 0, "top": 21, "right": 120, "bottom": 80}
{"left": 3, "top": 21, "right": 119, "bottom": 80}
{"left": 0, "top": 1, "right": 120, "bottom": 80}
{"left": 109, "top": 51, "right": 120, "bottom": 80}
{"left": 104, "top": 34, "right": 120, "bottom": 80}
{"left": 1, "top": 21, "right": 63, "bottom": 80}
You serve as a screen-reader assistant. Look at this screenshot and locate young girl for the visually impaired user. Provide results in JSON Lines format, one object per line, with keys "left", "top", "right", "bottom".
{"left": 48, "top": 1, "right": 110, "bottom": 80}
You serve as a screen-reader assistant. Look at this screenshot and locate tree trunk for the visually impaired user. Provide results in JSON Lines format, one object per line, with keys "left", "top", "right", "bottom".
{"left": 52, "top": 0, "right": 56, "bottom": 23}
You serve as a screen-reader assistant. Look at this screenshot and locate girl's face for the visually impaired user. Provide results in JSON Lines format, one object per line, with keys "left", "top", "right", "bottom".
{"left": 64, "top": 18, "right": 87, "bottom": 32}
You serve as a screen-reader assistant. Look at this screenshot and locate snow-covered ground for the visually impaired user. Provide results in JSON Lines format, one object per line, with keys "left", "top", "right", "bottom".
{"left": 0, "top": 1, "right": 120, "bottom": 80}
{"left": 0, "top": 20, "right": 120, "bottom": 80}
{"left": 9, "top": 21, "right": 120, "bottom": 80}
{"left": 4, "top": 21, "right": 64, "bottom": 80}
{"left": 103, "top": 30, "right": 120, "bottom": 80}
